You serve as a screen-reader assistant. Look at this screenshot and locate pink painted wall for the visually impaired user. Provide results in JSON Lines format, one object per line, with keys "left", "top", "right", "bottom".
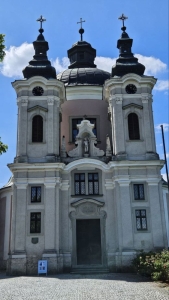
{"left": 61, "top": 99, "right": 111, "bottom": 153}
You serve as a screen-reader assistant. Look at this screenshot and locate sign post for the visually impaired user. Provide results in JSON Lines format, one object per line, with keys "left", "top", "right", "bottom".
{"left": 38, "top": 260, "right": 47, "bottom": 276}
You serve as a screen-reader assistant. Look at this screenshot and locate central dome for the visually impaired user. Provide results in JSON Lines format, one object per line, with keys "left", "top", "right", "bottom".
{"left": 57, "top": 68, "right": 110, "bottom": 86}
{"left": 57, "top": 38, "right": 110, "bottom": 86}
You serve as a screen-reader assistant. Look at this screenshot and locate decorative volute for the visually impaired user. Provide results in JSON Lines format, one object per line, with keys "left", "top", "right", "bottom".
{"left": 68, "top": 120, "right": 104, "bottom": 157}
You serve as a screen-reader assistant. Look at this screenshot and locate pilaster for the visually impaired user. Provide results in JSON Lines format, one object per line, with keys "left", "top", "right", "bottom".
{"left": 110, "top": 96, "right": 126, "bottom": 156}
{"left": 14, "top": 183, "right": 27, "bottom": 252}
{"left": 17, "top": 97, "right": 28, "bottom": 158}
{"left": 118, "top": 180, "right": 134, "bottom": 250}
{"left": 44, "top": 181, "right": 56, "bottom": 251}
{"left": 141, "top": 94, "right": 155, "bottom": 152}
{"left": 148, "top": 181, "right": 167, "bottom": 248}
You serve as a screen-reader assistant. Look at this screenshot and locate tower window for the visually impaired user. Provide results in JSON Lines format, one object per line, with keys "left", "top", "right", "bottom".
{"left": 128, "top": 113, "right": 140, "bottom": 140}
{"left": 134, "top": 184, "right": 145, "bottom": 200}
{"left": 135, "top": 210, "right": 147, "bottom": 230}
{"left": 32, "top": 115, "right": 43, "bottom": 142}
{"left": 31, "top": 187, "right": 41, "bottom": 203}
{"left": 30, "top": 212, "right": 41, "bottom": 233}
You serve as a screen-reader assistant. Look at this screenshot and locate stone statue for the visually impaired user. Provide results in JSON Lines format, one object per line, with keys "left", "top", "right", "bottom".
{"left": 83, "top": 138, "right": 89, "bottom": 153}
{"left": 61, "top": 135, "right": 66, "bottom": 157}
{"left": 106, "top": 134, "right": 112, "bottom": 157}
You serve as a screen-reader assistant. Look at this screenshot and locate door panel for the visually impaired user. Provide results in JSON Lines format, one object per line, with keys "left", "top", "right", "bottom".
{"left": 76, "top": 219, "right": 102, "bottom": 265}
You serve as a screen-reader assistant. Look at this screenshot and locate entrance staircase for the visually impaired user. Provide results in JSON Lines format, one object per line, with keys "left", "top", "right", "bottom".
{"left": 71, "top": 266, "right": 109, "bottom": 274}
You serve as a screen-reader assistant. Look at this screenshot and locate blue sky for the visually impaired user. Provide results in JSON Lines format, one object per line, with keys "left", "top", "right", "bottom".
{"left": 0, "top": 0, "right": 168, "bottom": 187}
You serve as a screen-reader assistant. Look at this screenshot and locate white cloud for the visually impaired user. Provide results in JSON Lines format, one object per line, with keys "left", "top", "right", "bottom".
{"left": 95, "top": 56, "right": 116, "bottom": 72}
{"left": 0, "top": 43, "right": 34, "bottom": 78}
{"left": 135, "top": 54, "right": 167, "bottom": 76}
{"left": 155, "top": 123, "right": 169, "bottom": 132}
{"left": 52, "top": 57, "right": 69, "bottom": 74}
{"left": 154, "top": 80, "right": 169, "bottom": 91}
{"left": 0, "top": 42, "right": 167, "bottom": 81}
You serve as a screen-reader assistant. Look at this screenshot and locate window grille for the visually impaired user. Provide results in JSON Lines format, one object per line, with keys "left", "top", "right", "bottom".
{"left": 32, "top": 115, "right": 43, "bottom": 142}
{"left": 135, "top": 210, "right": 147, "bottom": 230}
{"left": 31, "top": 187, "right": 41, "bottom": 202}
{"left": 88, "top": 173, "right": 99, "bottom": 195}
{"left": 30, "top": 212, "right": 41, "bottom": 233}
{"left": 134, "top": 184, "right": 145, "bottom": 200}
{"left": 128, "top": 113, "right": 140, "bottom": 140}
{"left": 75, "top": 173, "right": 86, "bottom": 195}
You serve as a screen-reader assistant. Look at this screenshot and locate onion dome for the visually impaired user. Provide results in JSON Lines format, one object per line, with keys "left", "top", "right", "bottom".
{"left": 23, "top": 16, "right": 56, "bottom": 79}
{"left": 112, "top": 14, "right": 145, "bottom": 77}
{"left": 57, "top": 68, "right": 110, "bottom": 86}
{"left": 57, "top": 20, "right": 110, "bottom": 86}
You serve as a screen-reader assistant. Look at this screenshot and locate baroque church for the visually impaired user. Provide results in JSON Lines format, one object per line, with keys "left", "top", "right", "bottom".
{"left": 0, "top": 15, "right": 168, "bottom": 275}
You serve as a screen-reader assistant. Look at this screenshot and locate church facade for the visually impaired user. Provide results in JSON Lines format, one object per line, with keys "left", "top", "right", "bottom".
{"left": 0, "top": 17, "right": 168, "bottom": 275}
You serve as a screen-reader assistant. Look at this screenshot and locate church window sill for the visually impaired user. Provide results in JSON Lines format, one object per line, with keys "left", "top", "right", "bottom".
{"left": 126, "top": 139, "right": 144, "bottom": 142}
{"left": 71, "top": 194, "right": 103, "bottom": 198}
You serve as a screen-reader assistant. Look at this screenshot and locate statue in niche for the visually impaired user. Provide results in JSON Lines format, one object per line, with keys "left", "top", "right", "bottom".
{"left": 68, "top": 120, "right": 104, "bottom": 158}
{"left": 106, "top": 134, "right": 112, "bottom": 157}
{"left": 83, "top": 137, "right": 89, "bottom": 153}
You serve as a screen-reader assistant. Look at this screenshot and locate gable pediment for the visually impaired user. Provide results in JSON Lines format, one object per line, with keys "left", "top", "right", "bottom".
{"left": 122, "top": 103, "right": 143, "bottom": 110}
{"left": 27, "top": 105, "right": 48, "bottom": 112}
{"left": 71, "top": 198, "right": 104, "bottom": 207}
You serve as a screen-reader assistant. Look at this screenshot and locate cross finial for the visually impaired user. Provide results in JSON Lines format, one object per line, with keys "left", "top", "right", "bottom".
{"left": 77, "top": 18, "right": 85, "bottom": 41}
{"left": 118, "top": 13, "right": 128, "bottom": 28}
{"left": 37, "top": 15, "right": 46, "bottom": 30}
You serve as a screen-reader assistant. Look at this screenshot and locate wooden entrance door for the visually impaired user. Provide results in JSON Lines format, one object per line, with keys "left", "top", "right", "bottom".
{"left": 76, "top": 219, "right": 102, "bottom": 265}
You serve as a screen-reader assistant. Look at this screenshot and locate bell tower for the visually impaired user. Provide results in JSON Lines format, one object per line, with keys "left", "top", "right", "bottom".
{"left": 104, "top": 14, "right": 158, "bottom": 161}
{"left": 13, "top": 16, "right": 65, "bottom": 163}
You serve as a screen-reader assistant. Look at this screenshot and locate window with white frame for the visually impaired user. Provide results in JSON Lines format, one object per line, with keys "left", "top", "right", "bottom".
{"left": 74, "top": 172, "right": 100, "bottom": 196}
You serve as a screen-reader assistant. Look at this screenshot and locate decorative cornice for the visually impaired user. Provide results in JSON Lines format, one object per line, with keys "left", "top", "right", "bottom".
{"left": 19, "top": 97, "right": 29, "bottom": 106}
{"left": 47, "top": 98, "right": 54, "bottom": 105}
{"left": 60, "top": 180, "right": 70, "bottom": 191}
{"left": 105, "top": 179, "right": 115, "bottom": 189}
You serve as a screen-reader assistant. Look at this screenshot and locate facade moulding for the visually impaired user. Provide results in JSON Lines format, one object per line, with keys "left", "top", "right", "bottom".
{"left": 60, "top": 180, "right": 70, "bottom": 191}
{"left": 105, "top": 179, "right": 115, "bottom": 189}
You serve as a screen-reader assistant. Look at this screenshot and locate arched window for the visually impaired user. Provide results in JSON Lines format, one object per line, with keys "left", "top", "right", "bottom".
{"left": 128, "top": 113, "right": 140, "bottom": 140}
{"left": 32, "top": 115, "right": 43, "bottom": 142}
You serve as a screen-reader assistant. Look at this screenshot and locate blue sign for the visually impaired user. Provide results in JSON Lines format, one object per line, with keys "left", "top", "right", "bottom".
{"left": 38, "top": 260, "right": 47, "bottom": 275}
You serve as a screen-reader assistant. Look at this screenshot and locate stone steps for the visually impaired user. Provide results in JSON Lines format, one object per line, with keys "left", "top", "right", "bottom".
{"left": 71, "top": 267, "right": 109, "bottom": 274}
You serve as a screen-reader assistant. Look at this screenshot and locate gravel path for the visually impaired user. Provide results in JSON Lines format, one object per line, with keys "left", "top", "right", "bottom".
{"left": 0, "top": 273, "right": 169, "bottom": 300}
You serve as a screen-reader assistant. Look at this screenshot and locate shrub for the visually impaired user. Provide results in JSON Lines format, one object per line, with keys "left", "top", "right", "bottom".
{"left": 132, "top": 250, "right": 169, "bottom": 282}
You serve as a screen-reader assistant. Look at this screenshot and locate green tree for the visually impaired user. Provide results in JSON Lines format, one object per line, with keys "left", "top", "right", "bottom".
{"left": 0, "top": 137, "right": 8, "bottom": 155}
{"left": 0, "top": 34, "right": 5, "bottom": 62}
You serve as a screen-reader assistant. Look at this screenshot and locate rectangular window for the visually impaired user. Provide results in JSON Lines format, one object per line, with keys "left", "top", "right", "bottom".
{"left": 30, "top": 212, "right": 41, "bottom": 233}
{"left": 75, "top": 173, "right": 86, "bottom": 195}
{"left": 72, "top": 118, "right": 97, "bottom": 142}
{"left": 134, "top": 184, "right": 145, "bottom": 200}
{"left": 135, "top": 210, "right": 147, "bottom": 230}
{"left": 88, "top": 173, "right": 99, "bottom": 195}
{"left": 31, "top": 187, "right": 41, "bottom": 202}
